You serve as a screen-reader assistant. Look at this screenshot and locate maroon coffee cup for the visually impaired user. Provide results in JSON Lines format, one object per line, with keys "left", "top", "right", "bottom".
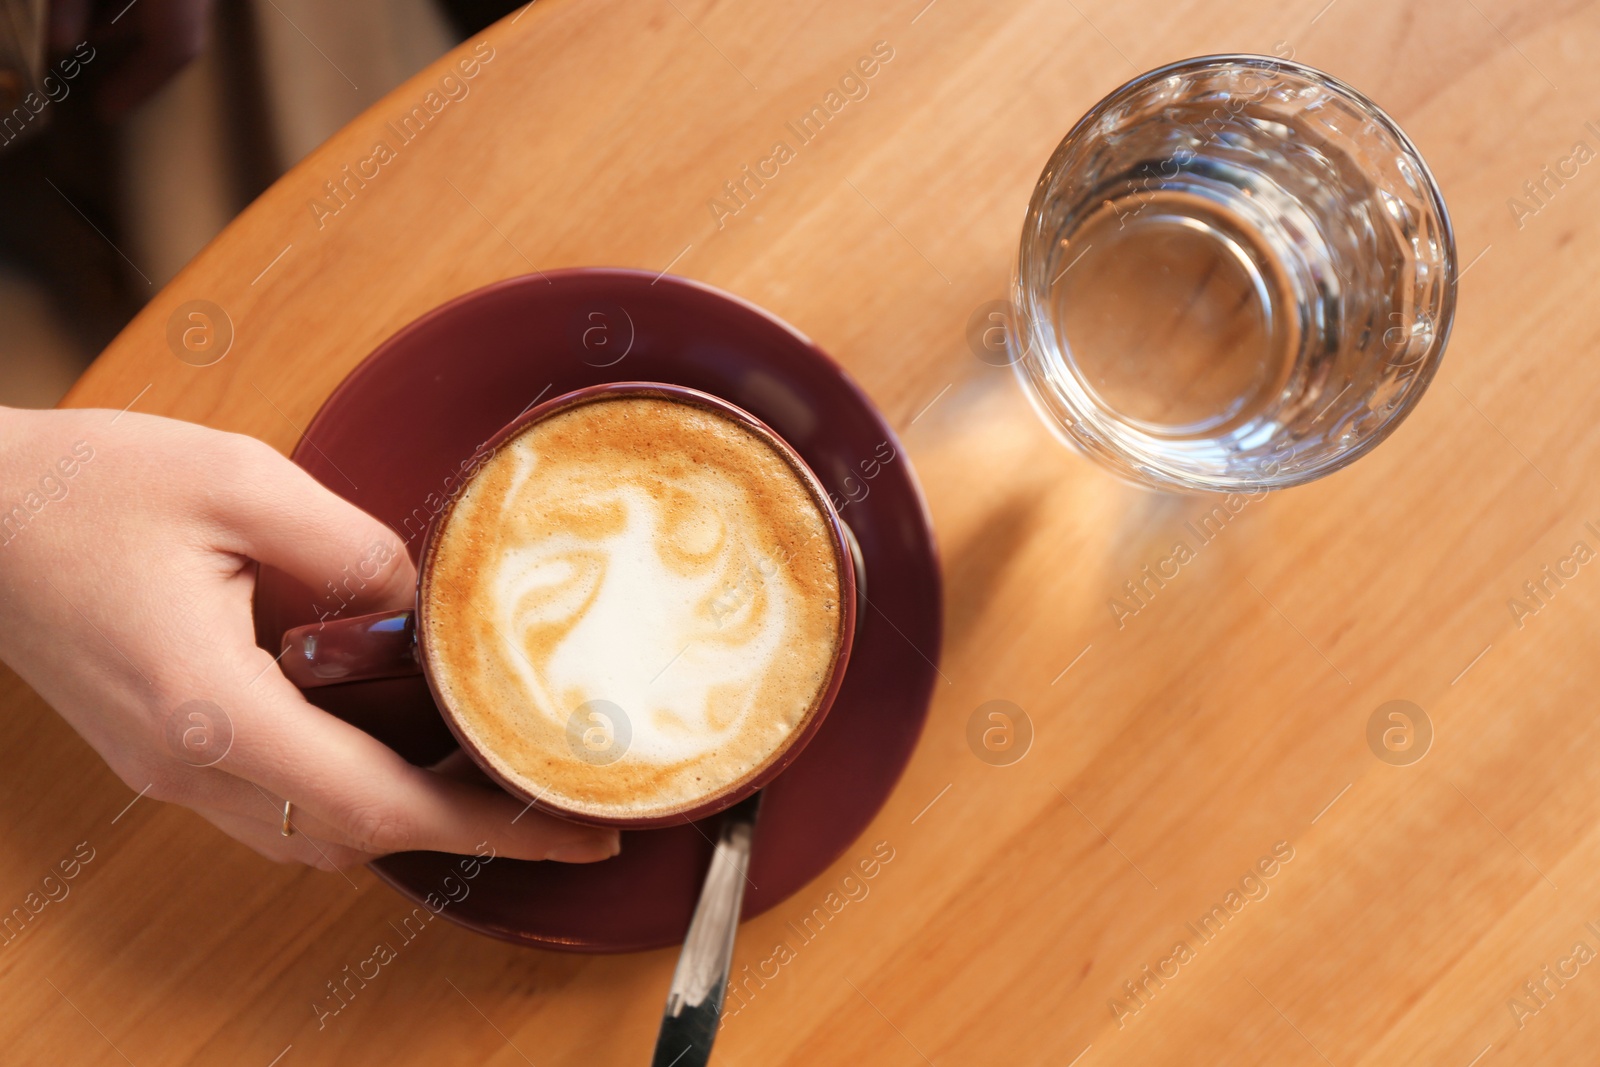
{"left": 278, "top": 382, "right": 858, "bottom": 828}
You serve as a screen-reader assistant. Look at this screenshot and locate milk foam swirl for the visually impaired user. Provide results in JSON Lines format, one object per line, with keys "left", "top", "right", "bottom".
{"left": 488, "top": 451, "right": 794, "bottom": 764}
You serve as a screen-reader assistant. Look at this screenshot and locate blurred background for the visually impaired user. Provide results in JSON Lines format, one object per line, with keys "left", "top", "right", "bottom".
{"left": 0, "top": 0, "right": 520, "bottom": 407}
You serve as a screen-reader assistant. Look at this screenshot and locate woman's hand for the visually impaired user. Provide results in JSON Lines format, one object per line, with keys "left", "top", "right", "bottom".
{"left": 0, "top": 405, "right": 619, "bottom": 869}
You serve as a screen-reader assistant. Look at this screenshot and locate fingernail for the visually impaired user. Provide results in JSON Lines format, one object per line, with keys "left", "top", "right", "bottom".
{"left": 545, "top": 833, "right": 620, "bottom": 863}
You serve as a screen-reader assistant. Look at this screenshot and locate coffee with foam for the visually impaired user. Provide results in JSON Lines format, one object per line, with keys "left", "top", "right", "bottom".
{"left": 421, "top": 394, "right": 846, "bottom": 821}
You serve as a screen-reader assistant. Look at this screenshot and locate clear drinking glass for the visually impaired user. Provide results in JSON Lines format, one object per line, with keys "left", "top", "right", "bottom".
{"left": 1010, "top": 54, "right": 1455, "bottom": 492}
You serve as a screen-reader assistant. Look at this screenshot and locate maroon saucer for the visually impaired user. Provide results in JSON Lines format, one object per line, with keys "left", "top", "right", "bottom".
{"left": 252, "top": 269, "right": 941, "bottom": 952}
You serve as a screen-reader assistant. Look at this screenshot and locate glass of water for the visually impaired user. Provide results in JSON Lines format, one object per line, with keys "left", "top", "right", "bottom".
{"left": 1010, "top": 54, "right": 1455, "bottom": 492}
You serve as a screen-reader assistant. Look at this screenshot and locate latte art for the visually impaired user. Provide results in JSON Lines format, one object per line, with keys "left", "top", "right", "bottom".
{"left": 492, "top": 463, "right": 793, "bottom": 762}
{"left": 422, "top": 395, "right": 846, "bottom": 820}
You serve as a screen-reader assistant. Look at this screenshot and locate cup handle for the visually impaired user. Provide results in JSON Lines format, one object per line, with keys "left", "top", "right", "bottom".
{"left": 280, "top": 610, "right": 420, "bottom": 689}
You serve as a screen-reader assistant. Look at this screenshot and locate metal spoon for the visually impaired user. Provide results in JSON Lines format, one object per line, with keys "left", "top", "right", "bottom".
{"left": 649, "top": 791, "right": 763, "bottom": 1067}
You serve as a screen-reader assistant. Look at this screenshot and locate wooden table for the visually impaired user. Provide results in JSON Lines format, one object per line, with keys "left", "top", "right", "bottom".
{"left": 4, "top": 0, "right": 1597, "bottom": 1062}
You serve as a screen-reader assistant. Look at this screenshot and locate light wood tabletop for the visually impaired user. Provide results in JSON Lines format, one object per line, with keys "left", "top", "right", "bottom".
{"left": 4, "top": 0, "right": 1599, "bottom": 1063}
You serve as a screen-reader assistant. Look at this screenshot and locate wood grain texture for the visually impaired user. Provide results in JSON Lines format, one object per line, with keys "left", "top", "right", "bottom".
{"left": 3, "top": 0, "right": 1599, "bottom": 1062}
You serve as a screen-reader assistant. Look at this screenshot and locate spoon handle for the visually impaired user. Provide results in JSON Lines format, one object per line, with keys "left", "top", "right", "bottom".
{"left": 650, "top": 792, "right": 763, "bottom": 1067}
